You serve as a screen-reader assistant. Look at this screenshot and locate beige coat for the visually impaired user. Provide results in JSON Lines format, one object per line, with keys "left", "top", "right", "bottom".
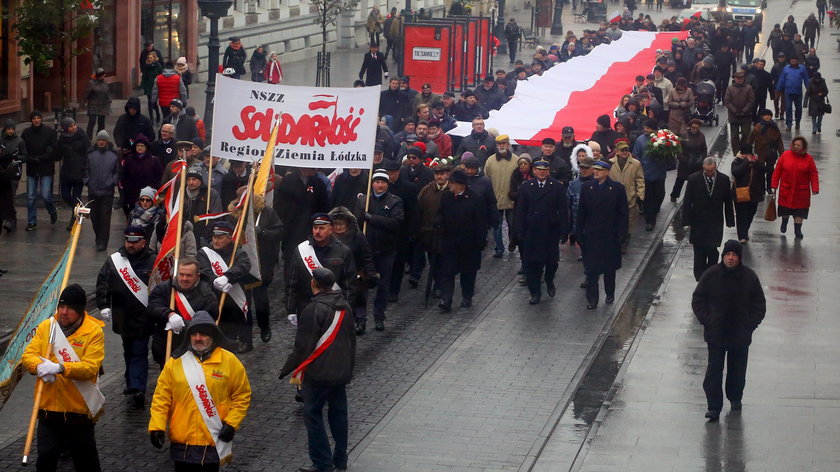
{"left": 608, "top": 156, "right": 645, "bottom": 207}
{"left": 484, "top": 152, "right": 519, "bottom": 210}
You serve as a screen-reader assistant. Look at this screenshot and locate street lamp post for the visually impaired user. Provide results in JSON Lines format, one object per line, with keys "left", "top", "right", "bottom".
{"left": 495, "top": 0, "right": 507, "bottom": 56}
{"left": 550, "top": 0, "right": 564, "bottom": 35}
{"left": 197, "top": 0, "right": 232, "bottom": 144}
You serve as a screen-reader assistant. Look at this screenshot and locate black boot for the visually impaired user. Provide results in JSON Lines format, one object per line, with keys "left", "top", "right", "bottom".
{"left": 780, "top": 217, "right": 789, "bottom": 233}
{"left": 794, "top": 223, "right": 803, "bottom": 239}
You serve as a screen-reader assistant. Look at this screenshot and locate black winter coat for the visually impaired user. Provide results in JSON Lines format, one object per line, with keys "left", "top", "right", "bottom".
{"left": 255, "top": 206, "right": 284, "bottom": 284}
{"left": 147, "top": 279, "right": 219, "bottom": 335}
{"left": 274, "top": 171, "right": 330, "bottom": 249}
{"left": 692, "top": 262, "right": 766, "bottom": 347}
{"left": 95, "top": 247, "right": 156, "bottom": 336}
{"left": 331, "top": 171, "right": 369, "bottom": 211}
{"left": 279, "top": 290, "right": 356, "bottom": 386}
{"left": 58, "top": 129, "right": 90, "bottom": 181}
{"left": 456, "top": 130, "right": 496, "bottom": 165}
{"left": 220, "top": 169, "right": 250, "bottom": 209}
{"left": 379, "top": 89, "right": 412, "bottom": 132}
{"left": 359, "top": 191, "right": 404, "bottom": 254}
{"left": 436, "top": 189, "right": 487, "bottom": 272}
{"left": 683, "top": 171, "right": 735, "bottom": 247}
{"left": 577, "top": 178, "right": 629, "bottom": 275}
{"left": 399, "top": 164, "right": 434, "bottom": 190}
{"left": 198, "top": 244, "right": 256, "bottom": 322}
{"left": 21, "top": 123, "right": 57, "bottom": 178}
{"left": 287, "top": 237, "right": 356, "bottom": 315}
{"left": 514, "top": 178, "right": 569, "bottom": 264}
{"left": 385, "top": 177, "right": 419, "bottom": 240}
{"left": 677, "top": 130, "right": 707, "bottom": 179}
{"left": 113, "top": 97, "right": 155, "bottom": 150}
{"left": 467, "top": 175, "right": 501, "bottom": 227}
{"left": 730, "top": 156, "right": 766, "bottom": 203}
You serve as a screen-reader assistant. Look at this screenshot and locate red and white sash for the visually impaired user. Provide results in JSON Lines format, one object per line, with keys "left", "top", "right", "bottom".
{"left": 296, "top": 241, "right": 340, "bottom": 291}
{"left": 110, "top": 252, "right": 149, "bottom": 307}
{"left": 181, "top": 351, "right": 233, "bottom": 464}
{"left": 174, "top": 291, "right": 196, "bottom": 321}
{"left": 202, "top": 247, "right": 249, "bottom": 319}
{"left": 51, "top": 318, "right": 106, "bottom": 417}
{"left": 290, "top": 309, "right": 346, "bottom": 385}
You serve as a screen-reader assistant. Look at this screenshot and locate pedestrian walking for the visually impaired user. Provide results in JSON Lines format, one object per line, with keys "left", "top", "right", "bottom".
{"left": 748, "top": 109, "right": 785, "bottom": 193}
{"left": 22, "top": 284, "right": 105, "bottom": 471}
{"left": 417, "top": 165, "right": 452, "bottom": 299}
{"left": 120, "top": 134, "right": 163, "bottom": 219}
{"left": 113, "top": 97, "right": 155, "bottom": 152}
{"left": 174, "top": 57, "right": 192, "bottom": 97}
{"left": 222, "top": 36, "right": 248, "bottom": 79}
{"left": 724, "top": 70, "right": 755, "bottom": 155}
{"left": 730, "top": 144, "right": 766, "bottom": 243}
{"left": 83, "top": 68, "right": 111, "bottom": 138}
{"left": 279, "top": 268, "right": 356, "bottom": 472}
{"left": 504, "top": 18, "right": 520, "bottom": 63}
{"left": 771, "top": 136, "right": 819, "bottom": 239}
{"left": 683, "top": 157, "right": 735, "bottom": 282}
{"left": 608, "top": 140, "right": 644, "bottom": 239}
{"left": 436, "top": 169, "right": 488, "bottom": 311}
{"left": 634, "top": 119, "right": 667, "bottom": 231}
{"left": 329, "top": 207, "right": 378, "bottom": 336}
{"left": 0, "top": 119, "right": 25, "bottom": 232}
{"left": 358, "top": 43, "right": 389, "bottom": 87}
{"left": 249, "top": 44, "right": 267, "bottom": 82}
{"left": 775, "top": 56, "right": 810, "bottom": 131}
{"left": 149, "top": 311, "right": 252, "bottom": 471}
{"left": 805, "top": 72, "right": 828, "bottom": 135}
{"left": 577, "top": 160, "right": 629, "bottom": 309}
{"left": 57, "top": 117, "right": 90, "bottom": 230}
{"left": 484, "top": 135, "right": 519, "bottom": 258}
{"left": 163, "top": 99, "right": 198, "bottom": 142}
{"left": 21, "top": 111, "right": 58, "bottom": 231}
{"left": 86, "top": 130, "right": 120, "bottom": 250}
{"left": 670, "top": 119, "right": 706, "bottom": 202}
{"left": 692, "top": 240, "right": 766, "bottom": 422}
{"left": 141, "top": 52, "right": 163, "bottom": 123}
{"left": 513, "top": 159, "right": 569, "bottom": 305}
{"left": 151, "top": 62, "right": 188, "bottom": 123}
{"left": 665, "top": 77, "right": 694, "bottom": 135}
{"left": 96, "top": 226, "right": 156, "bottom": 408}
{"left": 129, "top": 186, "right": 163, "bottom": 239}
{"left": 366, "top": 7, "right": 383, "bottom": 45}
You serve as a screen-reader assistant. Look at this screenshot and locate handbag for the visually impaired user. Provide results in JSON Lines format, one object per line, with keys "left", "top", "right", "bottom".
{"left": 823, "top": 98, "right": 832, "bottom": 114}
{"left": 764, "top": 194, "right": 777, "bottom": 222}
{"left": 734, "top": 168, "right": 752, "bottom": 203}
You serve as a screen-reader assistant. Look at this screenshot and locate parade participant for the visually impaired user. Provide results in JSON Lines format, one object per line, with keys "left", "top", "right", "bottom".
{"left": 771, "top": 136, "right": 819, "bottom": 239}
{"left": 96, "top": 226, "right": 156, "bottom": 408}
{"left": 456, "top": 117, "right": 495, "bottom": 165}
{"left": 436, "top": 169, "right": 488, "bottom": 312}
{"left": 358, "top": 42, "right": 388, "bottom": 87}
{"left": 198, "top": 221, "right": 255, "bottom": 352}
{"left": 608, "top": 140, "right": 644, "bottom": 245}
{"left": 567, "top": 156, "right": 596, "bottom": 250}
{"left": 514, "top": 159, "right": 569, "bottom": 305}
{"left": 357, "top": 169, "right": 404, "bottom": 331}
{"left": 484, "top": 135, "right": 519, "bottom": 258}
{"left": 379, "top": 78, "right": 412, "bottom": 132}
{"left": 112, "top": 96, "right": 155, "bottom": 152}
{"left": 683, "top": 158, "right": 735, "bottom": 282}
{"left": 461, "top": 154, "right": 500, "bottom": 242}
{"left": 692, "top": 240, "right": 766, "bottom": 422}
{"left": 417, "top": 165, "right": 451, "bottom": 297}
{"left": 152, "top": 124, "right": 178, "bottom": 168}
{"left": 551, "top": 126, "right": 578, "bottom": 183}
{"left": 379, "top": 159, "right": 419, "bottom": 299}
{"left": 130, "top": 186, "right": 164, "bottom": 239}
{"left": 279, "top": 268, "right": 356, "bottom": 472}
{"left": 427, "top": 119, "right": 453, "bottom": 158}
{"left": 399, "top": 145, "right": 434, "bottom": 188}
{"left": 248, "top": 193, "right": 283, "bottom": 342}
{"left": 57, "top": 117, "right": 90, "bottom": 231}
{"left": 730, "top": 144, "right": 766, "bottom": 243}
{"left": 329, "top": 207, "right": 379, "bottom": 335}
{"left": 332, "top": 168, "right": 369, "bottom": 211}
{"left": 287, "top": 214, "right": 356, "bottom": 326}
{"left": 148, "top": 257, "right": 219, "bottom": 367}
{"left": 220, "top": 160, "right": 249, "bottom": 208}
{"left": 671, "top": 119, "right": 706, "bottom": 202}
{"left": 22, "top": 284, "right": 105, "bottom": 471}
{"left": 149, "top": 311, "right": 251, "bottom": 471}
{"left": 633, "top": 119, "right": 667, "bottom": 231}
{"left": 577, "top": 160, "right": 628, "bottom": 309}
{"left": 183, "top": 165, "right": 223, "bottom": 246}
{"left": 120, "top": 133, "right": 163, "bottom": 219}
{"left": 197, "top": 146, "right": 227, "bottom": 197}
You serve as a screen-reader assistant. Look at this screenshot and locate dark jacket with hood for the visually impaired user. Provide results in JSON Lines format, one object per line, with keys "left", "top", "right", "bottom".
{"left": 329, "top": 206, "right": 378, "bottom": 296}
{"left": 86, "top": 140, "right": 120, "bottom": 197}
{"left": 358, "top": 190, "right": 405, "bottom": 255}
{"left": 21, "top": 114, "right": 57, "bottom": 178}
{"left": 252, "top": 196, "right": 284, "bottom": 284}
{"left": 121, "top": 134, "right": 164, "bottom": 206}
{"left": 274, "top": 170, "right": 330, "bottom": 250}
{"left": 113, "top": 97, "right": 155, "bottom": 150}
{"left": 287, "top": 236, "right": 356, "bottom": 315}
{"left": 57, "top": 126, "right": 90, "bottom": 182}
{"left": 96, "top": 246, "right": 156, "bottom": 336}
{"left": 279, "top": 290, "right": 356, "bottom": 386}
{"left": 0, "top": 120, "right": 26, "bottom": 179}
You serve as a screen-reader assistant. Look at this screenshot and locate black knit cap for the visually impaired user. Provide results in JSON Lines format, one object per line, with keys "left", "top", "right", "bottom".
{"left": 312, "top": 267, "right": 337, "bottom": 288}
{"left": 721, "top": 239, "right": 743, "bottom": 260}
{"left": 58, "top": 284, "right": 87, "bottom": 315}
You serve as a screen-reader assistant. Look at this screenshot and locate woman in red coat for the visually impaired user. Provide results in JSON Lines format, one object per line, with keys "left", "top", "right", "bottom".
{"left": 771, "top": 136, "right": 819, "bottom": 238}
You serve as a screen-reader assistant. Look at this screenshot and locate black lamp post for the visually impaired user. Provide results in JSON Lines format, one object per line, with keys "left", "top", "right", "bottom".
{"left": 198, "top": 0, "right": 232, "bottom": 144}
{"left": 495, "top": 0, "right": 507, "bottom": 56}
{"left": 550, "top": 0, "right": 564, "bottom": 35}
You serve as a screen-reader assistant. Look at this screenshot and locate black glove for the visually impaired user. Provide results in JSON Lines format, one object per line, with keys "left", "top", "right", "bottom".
{"left": 559, "top": 234, "right": 568, "bottom": 244}
{"left": 568, "top": 233, "right": 577, "bottom": 246}
{"left": 479, "top": 239, "right": 487, "bottom": 251}
{"left": 218, "top": 422, "right": 235, "bottom": 442}
{"left": 367, "top": 272, "right": 380, "bottom": 286}
{"left": 150, "top": 430, "right": 165, "bottom": 449}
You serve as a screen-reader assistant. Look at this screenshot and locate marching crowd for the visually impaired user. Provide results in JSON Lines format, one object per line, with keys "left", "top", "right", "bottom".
{"left": 7, "top": 6, "right": 826, "bottom": 472}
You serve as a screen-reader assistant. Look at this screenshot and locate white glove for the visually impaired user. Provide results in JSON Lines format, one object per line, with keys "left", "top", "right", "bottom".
{"left": 384, "top": 72, "right": 389, "bottom": 79}
{"left": 221, "top": 283, "right": 233, "bottom": 294}
{"left": 100, "top": 308, "right": 111, "bottom": 321}
{"left": 287, "top": 314, "right": 298, "bottom": 326}
{"left": 41, "top": 374, "right": 56, "bottom": 383}
{"left": 37, "top": 357, "right": 62, "bottom": 378}
{"left": 213, "top": 275, "right": 229, "bottom": 291}
{"left": 165, "top": 313, "right": 185, "bottom": 334}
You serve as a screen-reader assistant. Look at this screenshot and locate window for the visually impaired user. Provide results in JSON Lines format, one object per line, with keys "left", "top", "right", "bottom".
{"left": 94, "top": 0, "right": 117, "bottom": 74}
{"left": 0, "top": 0, "right": 9, "bottom": 100}
{"left": 140, "top": 0, "right": 187, "bottom": 63}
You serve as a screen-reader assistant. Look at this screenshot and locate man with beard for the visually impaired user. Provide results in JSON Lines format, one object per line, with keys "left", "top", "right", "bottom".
{"left": 96, "top": 226, "right": 156, "bottom": 408}
{"left": 692, "top": 240, "right": 766, "bottom": 422}
{"left": 747, "top": 109, "right": 785, "bottom": 193}
{"left": 483, "top": 135, "right": 519, "bottom": 258}
{"left": 683, "top": 158, "right": 735, "bottom": 282}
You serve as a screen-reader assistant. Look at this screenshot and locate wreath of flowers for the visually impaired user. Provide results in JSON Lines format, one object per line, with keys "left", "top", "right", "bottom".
{"left": 645, "top": 129, "right": 683, "bottom": 164}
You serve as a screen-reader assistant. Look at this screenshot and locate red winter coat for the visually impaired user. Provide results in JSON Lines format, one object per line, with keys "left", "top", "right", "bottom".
{"left": 771, "top": 150, "right": 819, "bottom": 209}
{"left": 155, "top": 73, "right": 183, "bottom": 108}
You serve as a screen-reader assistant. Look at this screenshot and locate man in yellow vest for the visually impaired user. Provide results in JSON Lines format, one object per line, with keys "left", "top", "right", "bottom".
{"left": 149, "top": 310, "right": 251, "bottom": 471}
{"left": 22, "top": 284, "right": 106, "bottom": 471}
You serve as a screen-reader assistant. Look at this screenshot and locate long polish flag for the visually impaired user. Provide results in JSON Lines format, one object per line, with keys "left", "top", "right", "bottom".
{"left": 448, "top": 31, "right": 688, "bottom": 146}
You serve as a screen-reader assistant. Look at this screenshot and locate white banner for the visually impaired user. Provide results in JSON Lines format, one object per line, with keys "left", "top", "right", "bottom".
{"left": 212, "top": 76, "right": 380, "bottom": 169}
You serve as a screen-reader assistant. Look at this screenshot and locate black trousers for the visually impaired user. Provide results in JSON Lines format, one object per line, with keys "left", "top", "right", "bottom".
{"left": 303, "top": 384, "right": 349, "bottom": 470}
{"left": 507, "top": 41, "right": 517, "bottom": 62}
{"left": 764, "top": 158, "right": 776, "bottom": 193}
{"left": 703, "top": 344, "right": 749, "bottom": 412}
{"left": 438, "top": 254, "right": 478, "bottom": 306}
{"left": 36, "top": 418, "right": 101, "bottom": 472}
{"left": 643, "top": 179, "right": 666, "bottom": 225}
{"left": 693, "top": 245, "right": 719, "bottom": 281}
{"left": 734, "top": 201, "right": 759, "bottom": 240}
{"left": 86, "top": 114, "right": 106, "bottom": 138}
{"left": 585, "top": 271, "right": 616, "bottom": 305}
{"left": 525, "top": 260, "right": 558, "bottom": 298}
{"left": 174, "top": 462, "right": 219, "bottom": 472}
{"left": 670, "top": 176, "right": 687, "bottom": 199}
{"left": 89, "top": 192, "right": 114, "bottom": 247}
{"left": 251, "top": 283, "right": 271, "bottom": 331}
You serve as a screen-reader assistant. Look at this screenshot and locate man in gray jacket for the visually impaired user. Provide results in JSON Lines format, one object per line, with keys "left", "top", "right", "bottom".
{"left": 86, "top": 130, "right": 120, "bottom": 251}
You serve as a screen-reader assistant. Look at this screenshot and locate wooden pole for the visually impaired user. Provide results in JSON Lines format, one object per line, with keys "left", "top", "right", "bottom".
{"left": 22, "top": 205, "right": 87, "bottom": 466}
{"left": 206, "top": 159, "right": 213, "bottom": 214}
{"left": 216, "top": 167, "right": 257, "bottom": 324}
{"left": 362, "top": 169, "right": 374, "bottom": 234}
{"left": 165, "top": 163, "right": 188, "bottom": 361}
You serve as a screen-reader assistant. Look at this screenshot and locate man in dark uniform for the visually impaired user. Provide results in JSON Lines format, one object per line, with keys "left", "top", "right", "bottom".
{"left": 436, "top": 169, "right": 488, "bottom": 312}
{"left": 95, "top": 226, "right": 156, "bottom": 408}
{"left": 576, "top": 160, "right": 629, "bottom": 310}
{"left": 513, "top": 159, "right": 569, "bottom": 305}
{"left": 359, "top": 43, "right": 389, "bottom": 86}
{"left": 683, "top": 157, "right": 735, "bottom": 281}
{"left": 197, "top": 221, "right": 256, "bottom": 352}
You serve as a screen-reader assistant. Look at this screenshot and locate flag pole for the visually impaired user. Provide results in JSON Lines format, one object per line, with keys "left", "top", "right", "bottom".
{"left": 361, "top": 169, "right": 374, "bottom": 234}
{"left": 22, "top": 203, "right": 89, "bottom": 466}
{"left": 165, "top": 162, "right": 188, "bottom": 361}
{"left": 216, "top": 166, "right": 257, "bottom": 325}
{"left": 206, "top": 158, "right": 213, "bottom": 214}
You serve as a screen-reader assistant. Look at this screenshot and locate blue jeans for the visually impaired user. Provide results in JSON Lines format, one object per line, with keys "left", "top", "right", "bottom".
{"left": 812, "top": 115, "right": 823, "bottom": 133}
{"left": 121, "top": 336, "right": 150, "bottom": 393}
{"left": 26, "top": 175, "right": 57, "bottom": 225}
{"left": 303, "top": 384, "right": 348, "bottom": 470}
{"left": 784, "top": 93, "right": 802, "bottom": 128}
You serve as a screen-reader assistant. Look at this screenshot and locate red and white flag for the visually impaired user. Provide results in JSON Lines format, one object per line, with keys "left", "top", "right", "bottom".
{"left": 448, "top": 31, "right": 689, "bottom": 146}
{"left": 609, "top": 10, "right": 622, "bottom": 23}
{"left": 149, "top": 162, "right": 186, "bottom": 289}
